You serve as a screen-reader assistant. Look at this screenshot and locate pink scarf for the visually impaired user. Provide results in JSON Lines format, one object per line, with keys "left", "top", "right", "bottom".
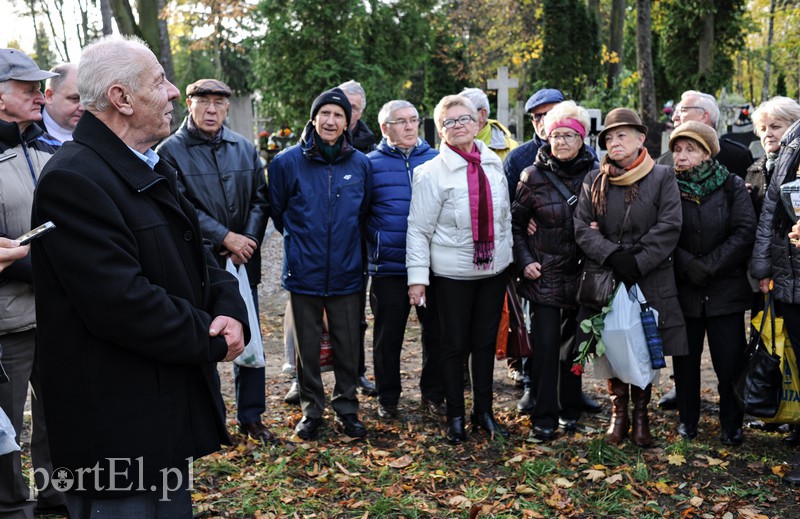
{"left": 446, "top": 142, "right": 494, "bottom": 269}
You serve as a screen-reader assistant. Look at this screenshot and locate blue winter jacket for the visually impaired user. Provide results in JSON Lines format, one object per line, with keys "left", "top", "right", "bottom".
{"left": 365, "top": 138, "right": 438, "bottom": 277}
{"left": 268, "top": 123, "right": 372, "bottom": 296}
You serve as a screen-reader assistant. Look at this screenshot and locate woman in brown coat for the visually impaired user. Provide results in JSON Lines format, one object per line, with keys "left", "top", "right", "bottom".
{"left": 574, "top": 108, "right": 688, "bottom": 447}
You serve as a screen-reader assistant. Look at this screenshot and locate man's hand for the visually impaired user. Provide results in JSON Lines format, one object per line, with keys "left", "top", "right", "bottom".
{"left": 759, "top": 278, "right": 772, "bottom": 294}
{"left": 0, "top": 238, "right": 29, "bottom": 273}
{"left": 408, "top": 284, "right": 426, "bottom": 307}
{"left": 523, "top": 262, "right": 542, "bottom": 280}
{"left": 222, "top": 232, "right": 257, "bottom": 265}
{"left": 209, "top": 315, "right": 245, "bottom": 361}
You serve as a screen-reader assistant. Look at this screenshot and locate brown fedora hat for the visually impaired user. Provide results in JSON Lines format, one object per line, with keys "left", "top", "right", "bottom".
{"left": 598, "top": 108, "right": 648, "bottom": 150}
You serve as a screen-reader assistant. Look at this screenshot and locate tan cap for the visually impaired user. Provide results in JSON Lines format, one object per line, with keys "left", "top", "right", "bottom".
{"left": 669, "top": 121, "right": 720, "bottom": 156}
{"left": 186, "top": 79, "right": 232, "bottom": 97}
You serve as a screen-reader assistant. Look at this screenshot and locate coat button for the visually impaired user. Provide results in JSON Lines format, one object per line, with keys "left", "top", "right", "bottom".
{"left": 183, "top": 231, "right": 193, "bottom": 241}
{"left": 229, "top": 205, "right": 236, "bottom": 213}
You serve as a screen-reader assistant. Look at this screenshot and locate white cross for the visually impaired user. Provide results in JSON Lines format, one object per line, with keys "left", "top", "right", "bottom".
{"left": 487, "top": 66, "right": 518, "bottom": 128}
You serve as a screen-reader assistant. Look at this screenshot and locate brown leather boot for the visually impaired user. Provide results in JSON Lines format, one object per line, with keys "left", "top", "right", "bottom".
{"left": 630, "top": 384, "right": 654, "bottom": 448}
{"left": 606, "top": 378, "right": 629, "bottom": 444}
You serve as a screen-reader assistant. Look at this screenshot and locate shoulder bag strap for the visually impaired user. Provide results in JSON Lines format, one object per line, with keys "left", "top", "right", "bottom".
{"left": 541, "top": 169, "right": 578, "bottom": 206}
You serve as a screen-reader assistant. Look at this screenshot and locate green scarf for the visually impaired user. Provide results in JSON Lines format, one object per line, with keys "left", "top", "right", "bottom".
{"left": 675, "top": 159, "right": 729, "bottom": 204}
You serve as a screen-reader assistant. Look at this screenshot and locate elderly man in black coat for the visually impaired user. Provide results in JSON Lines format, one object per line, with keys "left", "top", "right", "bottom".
{"left": 30, "top": 35, "right": 248, "bottom": 518}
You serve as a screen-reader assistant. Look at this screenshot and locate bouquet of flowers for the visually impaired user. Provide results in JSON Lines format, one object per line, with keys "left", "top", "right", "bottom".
{"left": 571, "top": 299, "right": 614, "bottom": 375}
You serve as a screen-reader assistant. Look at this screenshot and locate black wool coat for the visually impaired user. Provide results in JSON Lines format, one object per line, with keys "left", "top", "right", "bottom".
{"left": 673, "top": 173, "right": 756, "bottom": 317}
{"left": 31, "top": 111, "right": 249, "bottom": 497}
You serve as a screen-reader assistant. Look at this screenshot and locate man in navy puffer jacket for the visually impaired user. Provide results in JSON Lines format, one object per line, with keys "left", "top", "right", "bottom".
{"left": 365, "top": 100, "right": 445, "bottom": 420}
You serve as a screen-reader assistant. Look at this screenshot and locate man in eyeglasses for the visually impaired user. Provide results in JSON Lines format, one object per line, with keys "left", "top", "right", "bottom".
{"left": 157, "top": 78, "right": 274, "bottom": 444}
{"left": 657, "top": 90, "right": 753, "bottom": 179}
{"left": 364, "top": 100, "right": 444, "bottom": 420}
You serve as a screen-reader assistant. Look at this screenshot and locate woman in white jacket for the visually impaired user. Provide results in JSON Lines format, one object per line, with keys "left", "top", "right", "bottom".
{"left": 407, "top": 95, "right": 513, "bottom": 444}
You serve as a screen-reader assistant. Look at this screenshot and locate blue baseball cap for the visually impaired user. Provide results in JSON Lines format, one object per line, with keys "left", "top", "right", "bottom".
{"left": 524, "top": 88, "right": 565, "bottom": 113}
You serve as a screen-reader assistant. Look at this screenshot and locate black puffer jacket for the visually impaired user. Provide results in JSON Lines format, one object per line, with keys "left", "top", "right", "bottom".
{"left": 744, "top": 155, "right": 771, "bottom": 222}
{"left": 512, "top": 145, "right": 597, "bottom": 308}
{"left": 751, "top": 119, "right": 800, "bottom": 303}
{"left": 157, "top": 119, "right": 269, "bottom": 284}
{"left": 674, "top": 172, "right": 755, "bottom": 317}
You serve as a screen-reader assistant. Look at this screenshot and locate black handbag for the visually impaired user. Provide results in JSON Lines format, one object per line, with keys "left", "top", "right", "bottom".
{"left": 734, "top": 294, "right": 782, "bottom": 418}
{"left": 506, "top": 279, "right": 533, "bottom": 359}
{"left": 576, "top": 206, "right": 631, "bottom": 310}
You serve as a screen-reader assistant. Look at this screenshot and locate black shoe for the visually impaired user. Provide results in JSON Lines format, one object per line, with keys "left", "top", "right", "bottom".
{"left": 358, "top": 376, "right": 378, "bottom": 397}
{"left": 446, "top": 416, "right": 467, "bottom": 444}
{"left": 657, "top": 388, "right": 678, "bottom": 410}
{"left": 422, "top": 397, "right": 447, "bottom": 417}
{"left": 558, "top": 417, "right": 579, "bottom": 433}
{"left": 783, "top": 467, "right": 800, "bottom": 486}
{"left": 471, "top": 412, "right": 509, "bottom": 439}
{"left": 508, "top": 368, "right": 525, "bottom": 388}
{"left": 284, "top": 378, "right": 300, "bottom": 405}
{"left": 517, "top": 388, "right": 536, "bottom": 413}
{"left": 335, "top": 413, "right": 367, "bottom": 437}
{"left": 783, "top": 427, "right": 800, "bottom": 446}
{"left": 581, "top": 391, "right": 602, "bottom": 413}
{"left": 529, "top": 425, "right": 555, "bottom": 442}
{"left": 294, "top": 416, "right": 323, "bottom": 440}
{"left": 677, "top": 422, "right": 697, "bottom": 440}
{"left": 720, "top": 428, "right": 743, "bottom": 446}
{"left": 377, "top": 403, "right": 398, "bottom": 420}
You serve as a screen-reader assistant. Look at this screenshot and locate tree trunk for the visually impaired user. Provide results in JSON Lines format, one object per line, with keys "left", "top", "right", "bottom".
{"left": 636, "top": 0, "right": 657, "bottom": 124}
{"left": 100, "top": 0, "right": 114, "bottom": 36}
{"left": 109, "top": 0, "right": 142, "bottom": 38}
{"left": 761, "top": 0, "right": 776, "bottom": 101}
{"left": 697, "top": 9, "right": 714, "bottom": 77}
{"left": 607, "top": 0, "right": 625, "bottom": 89}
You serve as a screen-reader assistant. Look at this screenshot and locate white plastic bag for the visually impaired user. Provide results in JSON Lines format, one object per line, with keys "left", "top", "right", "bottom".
{"left": 599, "top": 284, "right": 658, "bottom": 389}
{"left": 225, "top": 259, "right": 266, "bottom": 368}
{"left": 0, "top": 405, "right": 20, "bottom": 455}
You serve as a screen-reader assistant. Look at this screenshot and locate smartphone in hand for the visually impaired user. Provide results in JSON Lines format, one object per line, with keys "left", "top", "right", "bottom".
{"left": 17, "top": 221, "right": 56, "bottom": 245}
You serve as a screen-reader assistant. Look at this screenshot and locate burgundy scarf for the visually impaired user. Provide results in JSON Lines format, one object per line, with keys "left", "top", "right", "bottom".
{"left": 446, "top": 142, "right": 494, "bottom": 269}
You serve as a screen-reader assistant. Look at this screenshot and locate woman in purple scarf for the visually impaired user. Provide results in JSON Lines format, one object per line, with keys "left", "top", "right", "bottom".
{"left": 406, "top": 95, "right": 513, "bottom": 444}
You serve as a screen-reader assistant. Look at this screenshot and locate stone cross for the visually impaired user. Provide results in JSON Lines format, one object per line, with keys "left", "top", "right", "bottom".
{"left": 487, "top": 66, "right": 518, "bottom": 128}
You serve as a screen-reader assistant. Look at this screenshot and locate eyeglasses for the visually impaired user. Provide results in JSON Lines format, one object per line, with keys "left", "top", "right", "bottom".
{"left": 531, "top": 111, "right": 550, "bottom": 123}
{"left": 442, "top": 114, "right": 474, "bottom": 128}
{"left": 191, "top": 98, "right": 228, "bottom": 109}
{"left": 676, "top": 106, "right": 706, "bottom": 116}
{"left": 549, "top": 132, "right": 581, "bottom": 143}
{"left": 386, "top": 117, "right": 420, "bottom": 126}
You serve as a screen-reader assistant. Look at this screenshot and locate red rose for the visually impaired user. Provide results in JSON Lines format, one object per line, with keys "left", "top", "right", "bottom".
{"left": 570, "top": 363, "right": 584, "bottom": 376}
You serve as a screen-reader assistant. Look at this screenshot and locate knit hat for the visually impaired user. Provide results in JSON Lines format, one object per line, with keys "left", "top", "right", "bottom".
{"left": 597, "top": 108, "right": 648, "bottom": 150}
{"left": 310, "top": 87, "right": 352, "bottom": 127}
{"left": 186, "top": 79, "right": 232, "bottom": 97}
{"left": 0, "top": 49, "right": 58, "bottom": 82}
{"left": 524, "top": 88, "right": 565, "bottom": 113}
{"left": 669, "top": 120, "right": 720, "bottom": 157}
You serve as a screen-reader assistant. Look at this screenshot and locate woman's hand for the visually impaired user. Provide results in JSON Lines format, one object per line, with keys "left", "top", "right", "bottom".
{"left": 408, "top": 284, "right": 427, "bottom": 306}
{"left": 790, "top": 222, "right": 800, "bottom": 246}
{"left": 759, "top": 278, "right": 772, "bottom": 294}
{"left": 523, "top": 262, "right": 542, "bottom": 280}
{"left": 589, "top": 221, "right": 599, "bottom": 230}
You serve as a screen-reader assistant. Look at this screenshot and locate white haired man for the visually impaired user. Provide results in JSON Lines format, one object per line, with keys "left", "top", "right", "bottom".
{"left": 460, "top": 87, "right": 518, "bottom": 161}
{"left": 31, "top": 36, "right": 248, "bottom": 517}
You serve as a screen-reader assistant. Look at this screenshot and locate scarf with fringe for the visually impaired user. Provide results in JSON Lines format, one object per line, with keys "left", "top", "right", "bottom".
{"left": 591, "top": 147, "right": 654, "bottom": 215}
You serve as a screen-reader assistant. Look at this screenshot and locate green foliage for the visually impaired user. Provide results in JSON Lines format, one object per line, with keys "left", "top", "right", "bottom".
{"left": 656, "top": 0, "right": 748, "bottom": 97}
{"left": 250, "top": 0, "right": 435, "bottom": 130}
{"left": 536, "top": 0, "right": 602, "bottom": 101}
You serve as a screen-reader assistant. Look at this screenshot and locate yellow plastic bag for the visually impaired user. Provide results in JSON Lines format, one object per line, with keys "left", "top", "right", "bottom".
{"left": 753, "top": 309, "right": 800, "bottom": 424}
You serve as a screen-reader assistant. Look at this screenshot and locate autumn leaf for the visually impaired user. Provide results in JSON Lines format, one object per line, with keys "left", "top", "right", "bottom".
{"left": 689, "top": 496, "right": 703, "bottom": 507}
{"left": 449, "top": 495, "right": 471, "bottom": 508}
{"left": 554, "top": 477, "right": 574, "bottom": 488}
{"left": 583, "top": 469, "right": 605, "bottom": 482}
{"left": 668, "top": 454, "right": 686, "bottom": 466}
{"left": 388, "top": 455, "right": 414, "bottom": 469}
{"left": 515, "top": 484, "right": 536, "bottom": 495}
{"left": 605, "top": 474, "right": 623, "bottom": 484}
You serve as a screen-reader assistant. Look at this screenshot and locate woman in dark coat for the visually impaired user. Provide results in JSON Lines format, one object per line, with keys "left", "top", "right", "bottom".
{"left": 512, "top": 101, "right": 598, "bottom": 441}
{"left": 669, "top": 121, "right": 755, "bottom": 445}
{"left": 574, "top": 108, "right": 688, "bottom": 448}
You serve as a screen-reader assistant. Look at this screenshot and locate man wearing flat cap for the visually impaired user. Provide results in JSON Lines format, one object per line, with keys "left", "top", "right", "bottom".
{"left": 268, "top": 87, "right": 373, "bottom": 441}
{"left": 0, "top": 48, "right": 67, "bottom": 517}
{"left": 157, "top": 78, "right": 274, "bottom": 443}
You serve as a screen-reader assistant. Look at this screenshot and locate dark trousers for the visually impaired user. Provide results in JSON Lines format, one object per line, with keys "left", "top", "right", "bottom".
{"left": 369, "top": 275, "right": 443, "bottom": 406}
{"left": 673, "top": 311, "right": 746, "bottom": 432}
{"left": 291, "top": 292, "right": 360, "bottom": 418}
{"left": 434, "top": 270, "right": 507, "bottom": 418}
{"left": 232, "top": 285, "right": 266, "bottom": 425}
{"left": 529, "top": 304, "right": 582, "bottom": 429}
{"left": 0, "top": 330, "right": 64, "bottom": 518}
